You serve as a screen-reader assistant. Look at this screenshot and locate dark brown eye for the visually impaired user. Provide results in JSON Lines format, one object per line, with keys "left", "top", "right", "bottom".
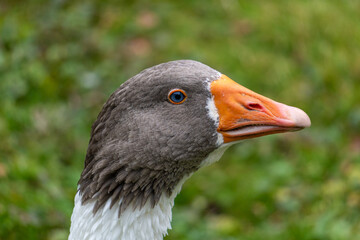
{"left": 168, "top": 89, "right": 187, "bottom": 104}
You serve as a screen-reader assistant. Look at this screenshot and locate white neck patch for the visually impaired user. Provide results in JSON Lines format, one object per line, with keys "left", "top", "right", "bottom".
{"left": 69, "top": 176, "right": 191, "bottom": 240}
{"left": 68, "top": 146, "right": 229, "bottom": 240}
{"left": 69, "top": 141, "right": 228, "bottom": 240}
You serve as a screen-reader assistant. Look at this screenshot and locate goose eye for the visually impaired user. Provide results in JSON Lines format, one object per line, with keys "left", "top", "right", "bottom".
{"left": 168, "top": 89, "right": 187, "bottom": 104}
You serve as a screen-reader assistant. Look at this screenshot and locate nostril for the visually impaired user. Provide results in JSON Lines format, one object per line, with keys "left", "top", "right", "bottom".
{"left": 245, "top": 102, "right": 265, "bottom": 112}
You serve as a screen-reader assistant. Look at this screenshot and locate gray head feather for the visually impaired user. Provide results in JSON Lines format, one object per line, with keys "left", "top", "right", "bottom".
{"left": 78, "top": 60, "right": 221, "bottom": 216}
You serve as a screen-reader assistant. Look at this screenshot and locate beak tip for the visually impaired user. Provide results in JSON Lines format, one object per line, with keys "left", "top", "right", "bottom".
{"left": 288, "top": 106, "right": 311, "bottom": 128}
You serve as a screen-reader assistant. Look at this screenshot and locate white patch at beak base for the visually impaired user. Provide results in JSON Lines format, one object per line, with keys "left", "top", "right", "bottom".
{"left": 205, "top": 94, "right": 224, "bottom": 147}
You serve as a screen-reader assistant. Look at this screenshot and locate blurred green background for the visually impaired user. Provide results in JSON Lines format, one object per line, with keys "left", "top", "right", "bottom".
{"left": 1, "top": 0, "right": 359, "bottom": 239}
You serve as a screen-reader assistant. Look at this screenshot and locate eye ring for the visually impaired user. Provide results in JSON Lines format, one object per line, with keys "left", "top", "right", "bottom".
{"left": 168, "top": 89, "right": 187, "bottom": 104}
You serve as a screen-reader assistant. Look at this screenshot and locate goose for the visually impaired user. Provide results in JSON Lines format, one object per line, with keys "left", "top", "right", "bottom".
{"left": 69, "top": 60, "right": 311, "bottom": 240}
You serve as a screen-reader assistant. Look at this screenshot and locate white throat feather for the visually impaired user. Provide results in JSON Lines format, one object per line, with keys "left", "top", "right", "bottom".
{"left": 69, "top": 148, "right": 227, "bottom": 240}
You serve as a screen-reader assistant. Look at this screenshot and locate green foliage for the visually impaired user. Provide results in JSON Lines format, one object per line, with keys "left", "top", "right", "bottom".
{"left": 0, "top": 0, "right": 359, "bottom": 239}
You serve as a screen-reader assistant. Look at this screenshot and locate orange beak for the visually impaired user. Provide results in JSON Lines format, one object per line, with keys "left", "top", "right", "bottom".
{"left": 211, "top": 75, "right": 311, "bottom": 143}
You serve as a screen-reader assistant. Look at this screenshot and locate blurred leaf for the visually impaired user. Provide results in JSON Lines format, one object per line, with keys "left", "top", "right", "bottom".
{"left": 1, "top": 0, "right": 359, "bottom": 239}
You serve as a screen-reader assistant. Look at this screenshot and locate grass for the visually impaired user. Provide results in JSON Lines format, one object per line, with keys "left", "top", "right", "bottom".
{"left": 0, "top": 0, "right": 359, "bottom": 239}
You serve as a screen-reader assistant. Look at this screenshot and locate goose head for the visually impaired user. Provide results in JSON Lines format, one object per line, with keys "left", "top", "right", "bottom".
{"left": 69, "top": 60, "right": 310, "bottom": 240}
